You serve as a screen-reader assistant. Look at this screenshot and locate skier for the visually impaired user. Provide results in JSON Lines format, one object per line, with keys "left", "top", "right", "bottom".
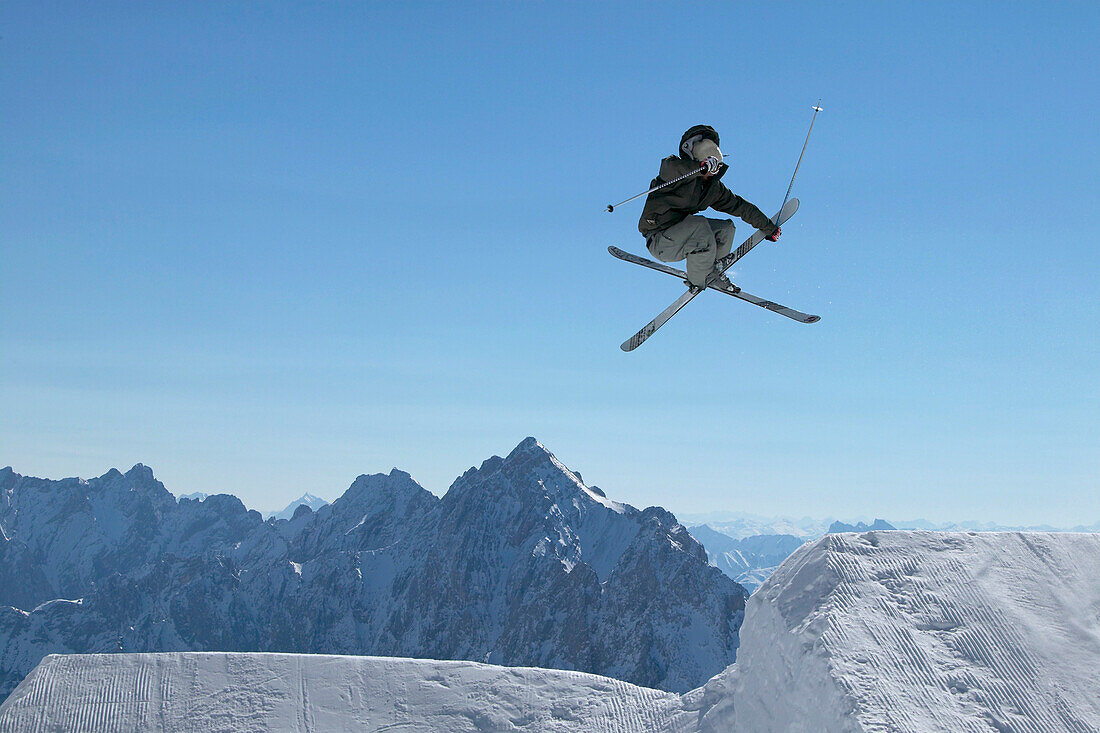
{"left": 638, "top": 125, "right": 781, "bottom": 289}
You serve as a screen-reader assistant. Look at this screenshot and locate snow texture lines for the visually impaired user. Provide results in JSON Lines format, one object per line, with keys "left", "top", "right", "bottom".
{"left": 0, "top": 653, "right": 683, "bottom": 732}
{"left": 728, "top": 531, "right": 1100, "bottom": 732}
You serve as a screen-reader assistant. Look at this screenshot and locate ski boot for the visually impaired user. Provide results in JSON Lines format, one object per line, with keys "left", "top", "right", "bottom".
{"left": 708, "top": 271, "right": 740, "bottom": 294}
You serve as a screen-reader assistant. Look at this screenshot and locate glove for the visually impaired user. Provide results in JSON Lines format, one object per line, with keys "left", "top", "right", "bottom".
{"left": 766, "top": 226, "right": 781, "bottom": 242}
{"left": 701, "top": 156, "right": 721, "bottom": 175}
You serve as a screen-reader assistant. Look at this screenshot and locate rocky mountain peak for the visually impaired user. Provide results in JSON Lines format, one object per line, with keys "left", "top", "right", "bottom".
{"left": 293, "top": 469, "right": 437, "bottom": 555}
{"left": 196, "top": 493, "right": 250, "bottom": 517}
{"left": 267, "top": 493, "right": 331, "bottom": 521}
{"left": 122, "top": 464, "right": 174, "bottom": 502}
{"left": 505, "top": 435, "right": 547, "bottom": 458}
{"left": 501, "top": 437, "right": 564, "bottom": 476}
{"left": 125, "top": 463, "right": 155, "bottom": 483}
{"left": 454, "top": 438, "right": 620, "bottom": 516}
{"left": 340, "top": 470, "right": 433, "bottom": 510}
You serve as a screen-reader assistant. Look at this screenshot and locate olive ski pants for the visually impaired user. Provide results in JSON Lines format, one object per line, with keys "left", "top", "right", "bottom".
{"left": 645, "top": 216, "right": 735, "bottom": 287}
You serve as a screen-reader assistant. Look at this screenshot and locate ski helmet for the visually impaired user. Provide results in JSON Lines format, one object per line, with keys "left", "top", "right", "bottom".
{"left": 679, "top": 125, "right": 720, "bottom": 159}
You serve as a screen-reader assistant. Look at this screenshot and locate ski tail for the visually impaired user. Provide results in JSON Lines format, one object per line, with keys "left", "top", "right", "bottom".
{"left": 620, "top": 288, "right": 697, "bottom": 352}
{"left": 721, "top": 286, "right": 820, "bottom": 323}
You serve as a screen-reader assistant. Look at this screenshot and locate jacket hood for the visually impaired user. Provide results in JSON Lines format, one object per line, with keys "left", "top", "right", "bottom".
{"left": 679, "top": 125, "right": 720, "bottom": 159}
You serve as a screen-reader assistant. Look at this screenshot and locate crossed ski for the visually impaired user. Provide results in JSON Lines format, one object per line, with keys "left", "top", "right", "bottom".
{"left": 613, "top": 198, "right": 817, "bottom": 351}
{"left": 608, "top": 247, "right": 820, "bottom": 323}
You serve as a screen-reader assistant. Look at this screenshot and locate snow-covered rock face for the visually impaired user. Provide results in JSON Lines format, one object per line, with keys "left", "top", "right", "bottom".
{"left": 0, "top": 464, "right": 184, "bottom": 610}
{"left": 0, "top": 439, "right": 747, "bottom": 701}
{"left": 410, "top": 439, "right": 744, "bottom": 692}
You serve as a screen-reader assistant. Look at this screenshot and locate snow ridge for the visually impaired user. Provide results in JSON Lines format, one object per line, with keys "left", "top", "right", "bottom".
{"left": 0, "top": 653, "right": 684, "bottom": 733}
{"left": 704, "top": 531, "right": 1100, "bottom": 731}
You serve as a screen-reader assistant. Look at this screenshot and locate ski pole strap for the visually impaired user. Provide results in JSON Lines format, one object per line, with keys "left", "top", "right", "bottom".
{"left": 606, "top": 163, "right": 705, "bottom": 212}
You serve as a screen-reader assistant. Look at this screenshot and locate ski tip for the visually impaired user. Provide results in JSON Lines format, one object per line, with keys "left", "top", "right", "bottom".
{"left": 774, "top": 198, "right": 799, "bottom": 226}
{"left": 805, "top": 315, "right": 821, "bottom": 324}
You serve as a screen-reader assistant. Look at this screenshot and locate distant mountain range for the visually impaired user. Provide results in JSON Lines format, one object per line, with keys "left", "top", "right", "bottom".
{"left": 687, "top": 513, "right": 1100, "bottom": 592}
{"left": 681, "top": 510, "right": 1100, "bottom": 539}
{"left": 264, "top": 493, "right": 329, "bottom": 521}
{"left": 686, "top": 526, "right": 805, "bottom": 592}
{"left": 828, "top": 519, "right": 896, "bottom": 533}
{"left": 178, "top": 491, "right": 330, "bottom": 521}
{"left": 686, "top": 521, "right": 897, "bottom": 592}
{"left": 0, "top": 439, "right": 745, "bottom": 701}
{"left": 678, "top": 512, "right": 833, "bottom": 541}
{"left": 891, "top": 518, "right": 1100, "bottom": 533}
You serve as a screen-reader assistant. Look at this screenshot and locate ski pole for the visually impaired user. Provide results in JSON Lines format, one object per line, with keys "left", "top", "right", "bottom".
{"left": 776, "top": 100, "right": 823, "bottom": 223}
{"left": 605, "top": 162, "right": 706, "bottom": 213}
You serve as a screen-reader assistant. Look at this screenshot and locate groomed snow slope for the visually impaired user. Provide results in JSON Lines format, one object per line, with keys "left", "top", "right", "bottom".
{"left": 0, "top": 652, "right": 682, "bottom": 732}
{"left": 690, "top": 531, "right": 1100, "bottom": 732}
{"left": 4, "top": 532, "right": 1099, "bottom": 732}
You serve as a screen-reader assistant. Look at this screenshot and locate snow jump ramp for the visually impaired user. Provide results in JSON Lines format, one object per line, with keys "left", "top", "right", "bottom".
{"left": 683, "top": 530, "right": 1100, "bottom": 732}
{"left": 2, "top": 531, "right": 1098, "bottom": 732}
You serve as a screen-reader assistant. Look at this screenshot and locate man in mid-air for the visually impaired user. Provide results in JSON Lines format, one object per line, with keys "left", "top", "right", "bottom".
{"left": 639, "top": 124, "right": 781, "bottom": 290}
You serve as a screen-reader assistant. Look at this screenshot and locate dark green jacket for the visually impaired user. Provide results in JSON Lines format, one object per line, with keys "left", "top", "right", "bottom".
{"left": 638, "top": 137, "right": 778, "bottom": 237}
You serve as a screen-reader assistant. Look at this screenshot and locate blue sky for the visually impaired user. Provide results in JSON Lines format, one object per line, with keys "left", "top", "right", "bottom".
{"left": 2, "top": 2, "right": 1097, "bottom": 524}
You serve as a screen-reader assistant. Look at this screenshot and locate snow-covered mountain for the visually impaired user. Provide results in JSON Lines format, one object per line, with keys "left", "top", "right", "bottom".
{"left": 265, "top": 492, "right": 329, "bottom": 520}
{"left": 5, "top": 531, "right": 1097, "bottom": 731}
{"left": 827, "top": 518, "right": 896, "bottom": 533}
{"left": 0, "top": 439, "right": 746, "bottom": 701}
{"left": 687, "top": 525, "right": 805, "bottom": 592}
